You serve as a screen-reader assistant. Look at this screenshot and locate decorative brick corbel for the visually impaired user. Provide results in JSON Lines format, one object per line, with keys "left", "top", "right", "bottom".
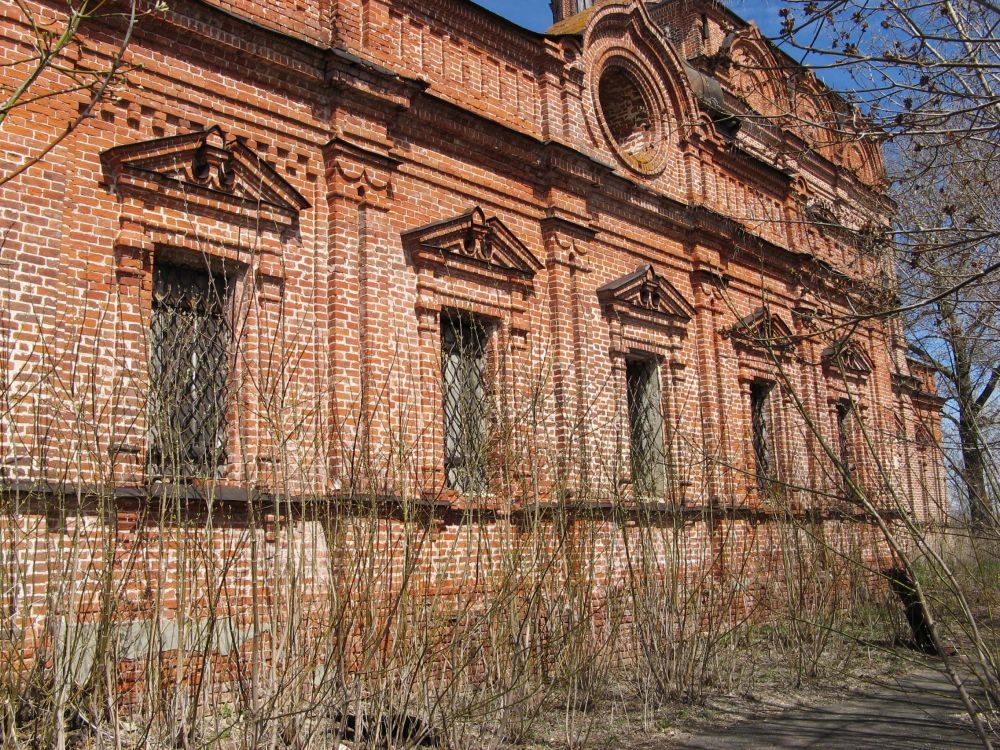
{"left": 113, "top": 220, "right": 152, "bottom": 285}
{"left": 254, "top": 272, "right": 285, "bottom": 306}
{"left": 541, "top": 213, "right": 596, "bottom": 272}
{"left": 326, "top": 134, "right": 400, "bottom": 209}
{"left": 689, "top": 264, "right": 728, "bottom": 312}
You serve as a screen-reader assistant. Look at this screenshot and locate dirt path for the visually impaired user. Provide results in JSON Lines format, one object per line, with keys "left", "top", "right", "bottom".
{"left": 659, "top": 669, "right": 988, "bottom": 749}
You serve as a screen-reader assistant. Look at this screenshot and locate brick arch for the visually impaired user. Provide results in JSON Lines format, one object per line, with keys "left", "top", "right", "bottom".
{"left": 839, "top": 137, "right": 885, "bottom": 188}
{"left": 788, "top": 76, "right": 838, "bottom": 155}
{"left": 580, "top": 1, "right": 702, "bottom": 175}
{"left": 721, "top": 29, "right": 791, "bottom": 120}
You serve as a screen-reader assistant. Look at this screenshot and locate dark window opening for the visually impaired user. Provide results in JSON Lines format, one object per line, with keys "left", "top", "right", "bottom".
{"left": 836, "top": 399, "right": 858, "bottom": 500}
{"left": 627, "top": 357, "right": 666, "bottom": 498}
{"left": 599, "top": 66, "right": 656, "bottom": 165}
{"left": 750, "top": 382, "right": 775, "bottom": 492}
{"left": 442, "top": 313, "right": 493, "bottom": 494}
{"left": 147, "top": 262, "right": 231, "bottom": 479}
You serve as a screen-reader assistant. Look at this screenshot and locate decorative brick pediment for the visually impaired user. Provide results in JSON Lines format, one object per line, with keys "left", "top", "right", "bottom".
{"left": 728, "top": 307, "right": 796, "bottom": 351}
{"left": 403, "top": 207, "right": 542, "bottom": 283}
{"left": 103, "top": 126, "right": 309, "bottom": 220}
{"left": 598, "top": 264, "right": 695, "bottom": 324}
{"left": 823, "top": 340, "right": 873, "bottom": 375}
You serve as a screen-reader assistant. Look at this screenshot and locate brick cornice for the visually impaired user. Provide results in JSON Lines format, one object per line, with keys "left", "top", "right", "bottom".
{"left": 892, "top": 372, "right": 948, "bottom": 409}
{"left": 150, "top": 0, "right": 896, "bottom": 226}
{"left": 105, "top": 0, "right": 888, "bottom": 298}
{"left": 539, "top": 212, "right": 598, "bottom": 241}
{"left": 397, "top": 92, "right": 878, "bottom": 284}
{"left": 155, "top": 0, "right": 328, "bottom": 77}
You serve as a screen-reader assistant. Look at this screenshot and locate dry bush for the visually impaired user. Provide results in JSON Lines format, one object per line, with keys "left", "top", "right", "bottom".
{"left": 0, "top": 293, "right": 912, "bottom": 749}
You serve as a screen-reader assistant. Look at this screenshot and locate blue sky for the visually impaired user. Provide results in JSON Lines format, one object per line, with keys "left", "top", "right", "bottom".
{"left": 473, "top": 0, "right": 786, "bottom": 36}
{"left": 473, "top": 0, "right": 550, "bottom": 31}
{"left": 473, "top": 1, "right": 847, "bottom": 91}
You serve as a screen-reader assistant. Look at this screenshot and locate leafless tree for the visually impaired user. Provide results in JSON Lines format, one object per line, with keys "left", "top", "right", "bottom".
{"left": 0, "top": 0, "right": 157, "bottom": 187}
{"left": 897, "top": 136, "right": 1000, "bottom": 524}
{"left": 771, "top": 0, "right": 1000, "bottom": 522}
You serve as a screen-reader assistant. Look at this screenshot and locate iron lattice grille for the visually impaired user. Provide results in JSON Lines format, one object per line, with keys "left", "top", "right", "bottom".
{"left": 836, "top": 400, "right": 858, "bottom": 499}
{"left": 441, "top": 314, "right": 492, "bottom": 494}
{"left": 626, "top": 358, "right": 666, "bottom": 498}
{"left": 750, "top": 382, "right": 776, "bottom": 492}
{"left": 147, "top": 263, "right": 231, "bottom": 479}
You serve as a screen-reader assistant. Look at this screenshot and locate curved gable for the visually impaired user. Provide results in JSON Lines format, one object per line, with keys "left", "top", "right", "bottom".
{"left": 576, "top": 1, "right": 703, "bottom": 177}
{"left": 839, "top": 134, "right": 886, "bottom": 188}
{"left": 721, "top": 27, "right": 791, "bottom": 120}
{"left": 789, "top": 74, "right": 839, "bottom": 155}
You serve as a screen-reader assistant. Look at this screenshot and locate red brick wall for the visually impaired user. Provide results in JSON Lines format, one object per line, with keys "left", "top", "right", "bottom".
{"left": 0, "top": 0, "right": 947, "bottom": 689}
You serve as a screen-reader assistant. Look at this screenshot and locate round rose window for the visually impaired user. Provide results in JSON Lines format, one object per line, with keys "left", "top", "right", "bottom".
{"left": 597, "top": 64, "right": 664, "bottom": 173}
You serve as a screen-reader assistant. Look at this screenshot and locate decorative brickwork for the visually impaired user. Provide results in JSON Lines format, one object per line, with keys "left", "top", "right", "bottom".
{"left": 0, "top": 0, "right": 947, "bottom": 698}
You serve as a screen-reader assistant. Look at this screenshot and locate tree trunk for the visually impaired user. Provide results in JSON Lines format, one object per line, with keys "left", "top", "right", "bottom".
{"left": 955, "top": 344, "right": 993, "bottom": 526}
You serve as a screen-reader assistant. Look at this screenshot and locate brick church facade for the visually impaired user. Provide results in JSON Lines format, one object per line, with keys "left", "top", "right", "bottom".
{"left": 0, "top": 0, "right": 946, "bottom": 683}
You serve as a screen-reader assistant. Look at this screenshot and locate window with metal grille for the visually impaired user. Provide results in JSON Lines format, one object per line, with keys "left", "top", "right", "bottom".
{"left": 836, "top": 399, "right": 858, "bottom": 500}
{"left": 562, "top": 0, "right": 595, "bottom": 14}
{"left": 147, "top": 262, "right": 231, "bottom": 479}
{"left": 750, "top": 382, "right": 776, "bottom": 493}
{"left": 0, "top": 540, "right": 17, "bottom": 642}
{"left": 441, "top": 313, "right": 493, "bottom": 494}
{"left": 627, "top": 357, "right": 666, "bottom": 498}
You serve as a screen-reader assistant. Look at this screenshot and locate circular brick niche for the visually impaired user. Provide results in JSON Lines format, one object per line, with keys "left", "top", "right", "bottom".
{"left": 597, "top": 62, "right": 666, "bottom": 175}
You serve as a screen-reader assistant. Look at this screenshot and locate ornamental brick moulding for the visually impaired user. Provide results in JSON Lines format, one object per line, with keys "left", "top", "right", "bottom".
{"left": 598, "top": 263, "right": 695, "bottom": 331}
{"left": 598, "top": 264, "right": 695, "bottom": 374}
{"left": 726, "top": 306, "right": 797, "bottom": 355}
{"left": 101, "top": 126, "right": 310, "bottom": 274}
{"left": 402, "top": 207, "right": 543, "bottom": 290}
{"left": 102, "top": 126, "right": 310, "bottom": 225}
{"left": 578, "top": 1, "right": 701, "bottom": 177}
{"left": 787, "top": 74, "right": 839, "bottom": 157}
{"left": 326, "top": 133, "right": 400, "bottom": 207}
{"left": 402, "top": 207, "right": 542, "bottom": 501}
{"left": 822, "top": 339, "right": 874, "bottom": 378}
{"left": 403, "top": 206, "right": 544, "bottom": 348}
{"left": 839, "top": 137, "right": 886, "bottom": 189}
{"left": 720, "top": 26, "right": 792, "bottom": 121}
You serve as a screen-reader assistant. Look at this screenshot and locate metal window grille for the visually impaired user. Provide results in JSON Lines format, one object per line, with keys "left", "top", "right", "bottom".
{"left": 836, "top": 400, "right": 858, "bottom": 500}
{"left": 441, "top": 313, "right": 492, "bottom": 494}
{"left": 147, "top": 263, "right": 231, "bottom": 479}
{"left": 750, "top": 382, "right": 775, "bottom": 492}
{"left": 627, "top": 358, "right": 666, "bottom": 498}
{"left": 558, "top": 0, "right": 594, "bottom": 15}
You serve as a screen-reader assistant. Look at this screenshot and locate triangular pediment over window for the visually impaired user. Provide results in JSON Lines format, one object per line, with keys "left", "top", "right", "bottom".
{"left": 597, "top": 264, "right": 695, "bottom": 323}
{"left": 403, "top": 207, "right": 543, "bottom": 283}
{"left": 823, "top": 340, "right": 874, "bottom": 375}
{"left": 729, "top": 307, "right": 796, "bottom": 351}
{"left": 103, "top": 126, "right": 309, "bottom": 219}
